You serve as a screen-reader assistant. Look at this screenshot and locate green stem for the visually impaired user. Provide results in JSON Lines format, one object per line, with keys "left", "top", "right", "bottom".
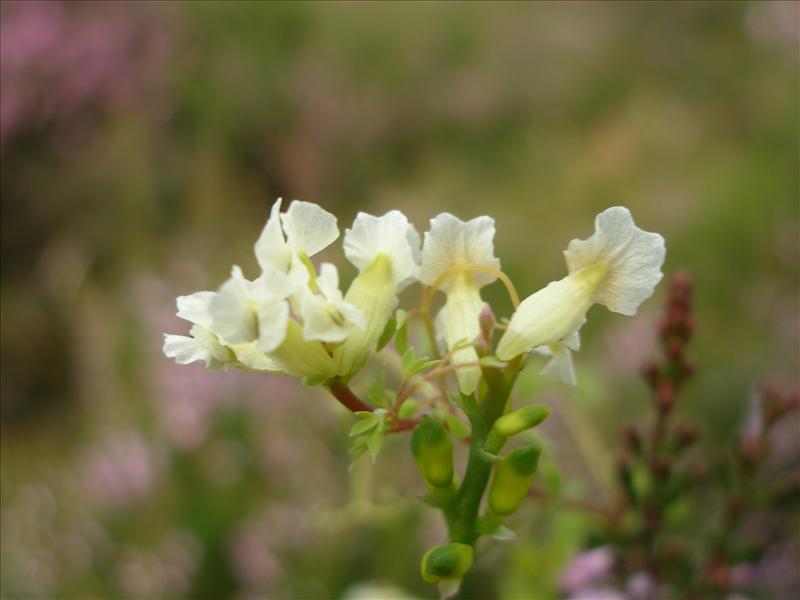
{"left": 447, "top": 364, "right": 518, "bottom": 545}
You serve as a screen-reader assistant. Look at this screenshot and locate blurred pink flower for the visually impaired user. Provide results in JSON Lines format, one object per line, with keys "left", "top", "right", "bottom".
{"left": 561, "top": 546, "right": 615, "bottom": 594}
{"left": 229, "top": 526, "right": 282, "bottom": 589}
{"left": 81, "top": 431, "right": 161, "bottom": 509}
{"left": 0, "top": 0, "right": 174, "bottom": 148}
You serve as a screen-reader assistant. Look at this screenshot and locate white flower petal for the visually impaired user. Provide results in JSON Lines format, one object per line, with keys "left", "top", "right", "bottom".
{"left": 255, "top": 198, "right": 291, "bottom": 272}
{"left": 564, "top": 206, "right": 665, "bottom": 316}
{"left": 562, "top": 325, "right": 582, "bottom": 352}
{"left": 419, "top": 213, "right": 500, "bottom": 291}
{"left": 299, "top": 264, "right": 365, "bottom": 343}
{"left": 163, "top": 334, "right": 207, "bottom": 365}
{"left": 163, "top": 325, "right": 232, "bottom": 368}
{"left": 257, "top": 300, "right": 290, "bottom": 352}
{"left": 208, "top": 265, "right": 293, "bottom": 350}
{"left": 251, "top": 266, "right": 296, "bottom": 303}
{"left": 281, "top": 200, "right": 339, "bottom": 258}
{"left": 208, "top": 266, "right": 258, "bottom": 344}
{"left": 539, "top": 345, "right": 577, "bottom": 385}
{"left": 176, "top": 291, "right": 214, "bottom": 327}
{"left": 316, "top": 262, "right": 342, "bottom": 302}
{"left": 343, "top": 210, "right": 420, "bottom": 287}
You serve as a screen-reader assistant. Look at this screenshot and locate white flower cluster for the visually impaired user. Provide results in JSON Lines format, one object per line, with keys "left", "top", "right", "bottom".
{"left": 165, "top": 202, "right": 665, "bottom": 388}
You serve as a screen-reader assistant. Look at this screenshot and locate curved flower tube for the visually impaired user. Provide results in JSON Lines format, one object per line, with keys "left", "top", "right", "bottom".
{"left": 496, "top": 206, "right": 665, "bottom": 366}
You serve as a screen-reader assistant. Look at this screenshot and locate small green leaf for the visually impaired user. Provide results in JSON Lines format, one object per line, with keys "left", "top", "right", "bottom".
{"left": 395, "top": 308, "right": 409, "bottom": 328}
{"left": 376, "top": 314, "right": 398, "bottom": 352}
{"left": 398, "top": 399, "right": 420, "bottom": 419}
{"left": 396, "top": 310, "right": 410, "bottom": 355}
{"left": 401, "top": 347, "right": 416, "bottom": 373}
{"left": 449, "top": 393, "right": 478, "bottom": 418}
{"left": 445, "top": 414, "right": 471, "bottom": 438}
{"left": 367, "top": 428, "right": 384, "bottom": 462}
{"left": 349, "top": 416, "right": 379, "bottom": 437}
{"left": 353, "top": 411, "right": 374, "bottom": 419}
{"left": 409, "top": 357, "right": 439, "bottom": 376}
{"left": 367, "top": 368, "right": 387, "bottom": 407}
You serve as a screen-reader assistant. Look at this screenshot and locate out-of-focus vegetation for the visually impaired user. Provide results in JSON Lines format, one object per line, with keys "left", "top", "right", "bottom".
{"left": 1, "top": 2, "right": 797, "bottom": 599}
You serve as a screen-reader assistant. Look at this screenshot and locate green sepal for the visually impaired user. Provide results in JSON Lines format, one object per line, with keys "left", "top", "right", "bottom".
{"left": 303, "top": 375, "right": 330, "bottom": 387}
{"left": 367, "top": 367, "right": 389, "bottom": 408}
{"left": 349, "top": 415, "right": 380, "bottom": 437}
{"left": 444, "top": 413, "right": 471, "bottom": 438}
{"left": 376, "top": 313, "right": 398, "bottom": 352}
{"left": 395, "top": 309, "right": 409, "bottom": 355}
{"left": 367, "top": 427, "right": 384, "bottom": 462}
{"left": 448, "top": 392, "right": 478, "bottom": 420}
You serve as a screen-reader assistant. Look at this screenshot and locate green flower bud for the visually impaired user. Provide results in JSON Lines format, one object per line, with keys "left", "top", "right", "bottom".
{"left": 489, "top": 444, "right": 541, "bottom": 516}
{"left": 420, "top": 543, "right": 474, "bottom": 583}
{"left": 492, "top": 405, "right": 550, "bottom": 437}
{"left": 411, "top": 416, "right": 454, "bottom": 488}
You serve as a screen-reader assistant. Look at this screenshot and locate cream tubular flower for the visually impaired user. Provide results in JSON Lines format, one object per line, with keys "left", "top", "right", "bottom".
{"left": 333, "top": 210, "right": 421, "bottom": 375}
{"left": 496, "top": 206, "right": 665, "bottom": 362}
{"left": 163, "top": 291, "right": 234, "bottom": 368}
{"left": 419, "top": 213, "right": 500, "bottom": 394}
{"left": 299, "top": 262, "right": 366, "bottom": 343}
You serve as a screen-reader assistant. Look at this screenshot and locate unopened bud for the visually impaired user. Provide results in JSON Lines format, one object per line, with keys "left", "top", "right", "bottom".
{"left": 674, "top": 423, "right": 698, "bottom": 450}
{"left": 412, "top": 416, "right": 454, "bottom": 488}
{"left": 667, "top": 338, "right": 683, "bottom": 360}
{"left": 770, "top": 473, "right": 800, "bottom": 506}
{"left": 657, "top": 380, "right": 675, "bottom": 412}
{"left": 420, "top": 543, "right": 474, "bottom": 583}
{"left": 642, "top": 361, "right": 659, "bottom": 387}
{"left": 649, "top": 455, "right": 671, "bottom": 479}
{"left": 617, "top": 458, "right": 636, "bottom": 502}
{"left": 489, "top": 444, "right": 541, "bottom": 516}
{"left": 479, "top": 303, "right": 496, "bottom": 341}
{"left": 492, "top": 405, "right": 550, "bottom": 438}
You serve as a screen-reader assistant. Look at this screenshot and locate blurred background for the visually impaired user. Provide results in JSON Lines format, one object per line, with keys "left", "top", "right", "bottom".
{"left": 1, "top": 1, "right": 798, "bottom": 599}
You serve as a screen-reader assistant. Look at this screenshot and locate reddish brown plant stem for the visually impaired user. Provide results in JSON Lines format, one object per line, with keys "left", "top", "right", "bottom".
{"left": 327, "top": 378, "right": 419, "bottom": 432}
